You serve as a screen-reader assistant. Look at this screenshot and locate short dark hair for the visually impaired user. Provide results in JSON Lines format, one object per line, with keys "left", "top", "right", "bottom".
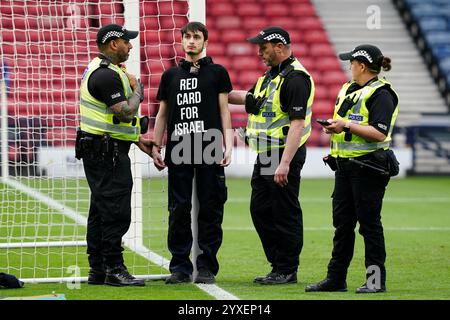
{"left": 181, "top": 21, "right": 208, "bottom": 41}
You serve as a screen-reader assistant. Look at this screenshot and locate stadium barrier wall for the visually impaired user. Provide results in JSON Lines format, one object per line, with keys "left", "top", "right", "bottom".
{"left": 37, "top": 146, "right": 412, "bottom": 178}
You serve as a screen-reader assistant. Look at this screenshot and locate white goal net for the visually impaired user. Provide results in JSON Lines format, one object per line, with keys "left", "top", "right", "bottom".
{"left": 0, "top": 0, "right": 192, "bottom": 283}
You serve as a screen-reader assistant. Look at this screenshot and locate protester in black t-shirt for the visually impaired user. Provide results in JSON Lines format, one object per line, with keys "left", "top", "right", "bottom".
{"left": 151, "top": 22, "right": 233, "bottom": 284}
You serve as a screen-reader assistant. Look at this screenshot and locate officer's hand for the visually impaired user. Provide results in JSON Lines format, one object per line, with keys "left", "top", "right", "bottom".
{"left": 126, "top": 72, "right": 138, "bottom": 90}
{"left": 136, "top": 137, "right": 154, "bottom": 156}
{"left": 274, "top": 162, "right": 289, "bottom": 187}
{"left": 151, "top": 145, "right": 166, "bottom": 171}
{"left": 322, "top": 118, "right": 334, "bottom": 134}
{"left": 327, "top": 119, "right": 347, "bottom": 134}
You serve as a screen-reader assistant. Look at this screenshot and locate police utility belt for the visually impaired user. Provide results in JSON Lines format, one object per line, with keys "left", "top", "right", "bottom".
{"left": 75, "top": 129, "right": 131, "bottom": 163}
{"left": 323, "top": 149, "right": 399, "bottom": 177}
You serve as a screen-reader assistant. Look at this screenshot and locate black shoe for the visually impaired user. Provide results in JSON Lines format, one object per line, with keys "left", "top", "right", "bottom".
{"left": 254, "top": 271, "right": 277, "bottom": 284}
{"left": 305, "top": 278, "right": 347, "bottom": 292}
{"left": 165, "top": 272, "right": 192, "bottom": 284}
{"left": 194, "top": 269, "right": 215, "bottom": 284}
{"left": 87, "top": 269, "right": 105, "bottom": 285}
{"left": 104, "top": 265, "right": 145, "bottom": 287}
{"left": 356, "top": 283, "right": 386, "bottom": 293}
{"left": 258, "top": 272, "right": 297, "bottom": 285}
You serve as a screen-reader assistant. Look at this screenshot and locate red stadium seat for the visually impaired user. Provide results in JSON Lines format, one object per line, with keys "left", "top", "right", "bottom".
{"left": 205, "top": 16, "right": 215, "bottom": 28}
{"left": 310, "top": 43, "right": 336, "bottom": 57}
{"left": 313, "top": 99, "right": 334, "bottom": 115}
{"left": 315, "top": 57, "right": 342, "bottom": 72}
{"left": 215, "top": 16, "right": 241, "bottom": 29}
{"left": 244, "top": 18, "right": 270, "bottom": 31}
{"left": 158, "top": 1, "right": 188, "bottom": 15}
{"left": 213, "top": 56, "right": 232, "bottom": 69}
{"left": 299, "top": 57, "right": 314, "bottom": 71}
{"left": 208, "top": 2, "right": 234, "bottom": 16}
{"left": 291, "top": 43, "right": 309, "bottom": 57}
{"left": 270, "top": 17, "right": 297, "bottom": 30}
{"left": 290, "top": 3, "right": 316, "bottom": 17}
{"left": 226, "top": 69, "right": 238, "bottom": 84}
{"left": 227, "top": 43, "right": 254, "bottom": 56}
{"left": 288, "top": 30, "right": 304, "bottom": 43}
{"left": 142, "top": 30, "right": 161, "bottom": 43}
{"left": 141, "top": 17, "right": 160, "bottom": 31}
{"left": 328, "top": 84, "right": 343, "bottom": 99}
{"left": 297, "top": 17, "right": 323, "bottom": 30}
{"left": 314, "top": 85, "right": 329, "bottom": 100}
{"left": 309, "top": 70, "right": 323, "bottom": 85}
{"left": 207, "top": 29, "right": 220, "bottom": 42}
{"left": 99, "top": 17, "right": 124, "bottom": 27}
{"left": 238, "top": 3, "right": 263, "bottom": 16}
{"left": 222, "top": 30, "right": 247, "bottom": 43}
{"left": 263, "top": 3, "right": 290, "bottom": 17}
{"left": 141, "top": 2, "right": 158, "bottom": 16}
{"left": 206, "top": 43, "right": 226, "bottom": 56}
{"left": 237, "top": 70, "right": 262, "bottom": 88}
{"left": 234, "top": 56, "right": 264, "bottom": 71}
{"left": 321, "top": 71, "right": 348, "bottom": 85}
{"left": 304, "top": 30, "right": 329, "bottom": 44}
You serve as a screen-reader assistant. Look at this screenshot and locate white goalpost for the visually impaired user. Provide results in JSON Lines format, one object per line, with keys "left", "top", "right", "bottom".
{"left": 0, "top": 0, "right": 204, "bottom": 284}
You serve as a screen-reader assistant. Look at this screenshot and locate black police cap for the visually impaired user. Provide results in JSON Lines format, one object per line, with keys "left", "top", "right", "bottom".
{"left": 247, "top": 26, "right": 291, "bottom": 45}
{"left": 96, "top": 24, "right": 139, "bottom": 44}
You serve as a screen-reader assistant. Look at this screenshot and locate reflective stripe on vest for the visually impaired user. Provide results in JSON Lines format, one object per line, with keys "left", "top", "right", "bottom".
{"left": 330, "top": 78, "right": 399, "bottom": 158}
{"left": 79, "top": 57, "right": 140, "bottom": 142}
{"left": 246, "top": 59, "right": 314, "bottom": 153}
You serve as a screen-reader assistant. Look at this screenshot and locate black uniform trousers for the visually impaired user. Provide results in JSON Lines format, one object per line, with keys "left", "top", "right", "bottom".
{"left": 167, "top": 163, "right": 227, "bottom": 276}
{"left": 327, "top": 156, "right": 390, "bottom": 285}
{"left": 250, "top": 145, "right": 306, "bottom": 275}
{"left": 82, "top": 139, "right": 133, "bottom": 271}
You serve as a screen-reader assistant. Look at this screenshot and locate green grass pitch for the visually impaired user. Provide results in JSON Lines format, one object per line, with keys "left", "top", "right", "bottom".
{"left": 1, "top": 176, "right": 450, "bottom": 300}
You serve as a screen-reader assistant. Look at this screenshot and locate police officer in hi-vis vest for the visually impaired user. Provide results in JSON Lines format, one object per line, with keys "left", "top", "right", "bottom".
{"left": 77, "top": 24, "right": 154, "bottom": 287}
{"left": 306, "top": 44, "right": 399, "bottom": 293}
{"left": 229, "top": 26, "right": 315, "bottom": 285}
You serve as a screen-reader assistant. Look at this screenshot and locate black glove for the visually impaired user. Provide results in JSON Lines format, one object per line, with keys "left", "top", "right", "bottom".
{"left": 245, "top": 92, "right": 265, "bottom": 115}
{"left": 137, "top": 79, "right": 144, "bottom": 103}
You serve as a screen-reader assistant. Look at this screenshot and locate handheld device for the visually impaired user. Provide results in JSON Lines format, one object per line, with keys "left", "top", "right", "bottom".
{"left": 316, "top": 118, "right": 331, "bottom": 126}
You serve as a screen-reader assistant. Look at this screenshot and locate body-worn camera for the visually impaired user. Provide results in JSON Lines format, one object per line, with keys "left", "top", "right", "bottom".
{"left": 337, "top": 94, "right": 358, "bottom": 118}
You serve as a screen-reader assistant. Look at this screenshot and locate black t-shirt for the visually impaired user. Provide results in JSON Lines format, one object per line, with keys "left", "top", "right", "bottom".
{"left": 250, "top": 56, "right": 312, "bottom": 120}
{"left": 157, "top": 57, "right": 232, "bottom": 165}
{"left": 88, "top": 67, "right": 127, "bottom": 107}
{"left": 345, "top": 78, "right": 397, "bottom": 136}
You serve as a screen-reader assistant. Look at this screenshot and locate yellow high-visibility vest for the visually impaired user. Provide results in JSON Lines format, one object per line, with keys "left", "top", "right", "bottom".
{"left": 330, "top": 78, "right": 399, "bottom": 158}
{"left": 79, "top": 57, "right": 140, "bottom": 142}
{"left": 246, "top": 59, "right": 314, "bottom": 153}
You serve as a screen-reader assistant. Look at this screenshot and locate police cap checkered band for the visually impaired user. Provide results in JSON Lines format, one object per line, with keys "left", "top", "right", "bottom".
{"left": 96, "top": 24, "right": 139, "bottom": 44}
{"left": 339, "top": 44, "right": 384, "bottom": 66}
{"left": 248, "top": 26, "right": 291, "bottom": 45}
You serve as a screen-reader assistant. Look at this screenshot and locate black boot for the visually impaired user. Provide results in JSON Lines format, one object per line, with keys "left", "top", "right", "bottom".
{"left": 258, "top": 272, "right": 297, "bottom": 285}
{"left": 105, "top": 265, "right": 145, "bottom": 287}
{"left": 87, "top": 269, "right": 106, "bottom": 285}
{"left": 305, "top": 278, "right": 347, "bottom": 292}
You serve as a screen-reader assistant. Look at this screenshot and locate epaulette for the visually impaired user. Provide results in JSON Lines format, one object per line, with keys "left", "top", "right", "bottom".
{"left": 99, "top": 58, "right": 110, "bottom": 68}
